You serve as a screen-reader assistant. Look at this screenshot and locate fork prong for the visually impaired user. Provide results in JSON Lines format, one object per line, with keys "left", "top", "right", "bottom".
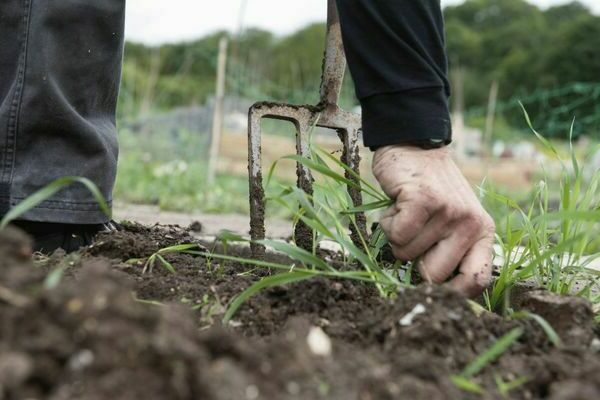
{"left": 294, "top": 115, "right": 317, "bottom": 251}
{"left": 248, "top": 103, "right": 320, "bottom": 256}
{"left": 339, "top": 126, "right": 368, "bottom": 247}
{"left": 248, "top": 105, "right": 267, "bottom": 257}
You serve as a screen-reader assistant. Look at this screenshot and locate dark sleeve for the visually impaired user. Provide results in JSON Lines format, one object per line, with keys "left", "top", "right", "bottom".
{"left": 336, "top": 0, "right": 452, "bottom": 148}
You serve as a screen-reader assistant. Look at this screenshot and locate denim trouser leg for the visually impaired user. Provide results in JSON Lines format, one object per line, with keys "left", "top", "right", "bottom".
{"left": 0, "top": 0, "right": 125, "bottom": 224}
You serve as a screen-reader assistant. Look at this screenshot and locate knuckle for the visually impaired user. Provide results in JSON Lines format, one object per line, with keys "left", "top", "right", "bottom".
{"left": 463, "top": 211, "right": 482, "bottom": 228}
{"left": 390, "top": 219, "right": 423, "bottom": 245}
{"left": 422, "top": 188, "right": 444, "bottom": 209}
{"left": 460, "top": 210, "right": 489, "bottom": 234}
{"left": 482, "top": 216, "right": 496, "bottom": 235}
{"left": 386, "top": 231, "right": 405, "bottom": 247}
{"left": 389, "top": 224, "right": 406, "bottom": 245}
{"left": 380, "top": 222, "right": 392, "bottom": 238}
{"left": 438, "top": 204, "right": 456, "bottom": 223}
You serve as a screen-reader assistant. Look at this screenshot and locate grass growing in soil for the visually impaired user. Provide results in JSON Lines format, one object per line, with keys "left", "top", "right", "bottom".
{"left": 483, "top": 108, "right": 600, "bottom": 316}
{"left": 191, "top": 119, "right": 600, "bottom": 325}
{"left": 204, "top": 142, "right": 409, "bottom": 322}
{"left": 1, "top": 115, "right": 599, "bottom": 398}
{"left": 1, "top": 111, "right": 597, "bottom": 325}
{"left": 451, "top": 327, "right": 525, "bottom": 395}
{"left": 133, "top": 110, "right": 598, "bottom": 336}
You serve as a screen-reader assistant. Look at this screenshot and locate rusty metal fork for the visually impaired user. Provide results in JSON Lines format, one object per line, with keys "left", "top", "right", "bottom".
{"left": 248, "top": 0, "right": 367, "bottom": 256}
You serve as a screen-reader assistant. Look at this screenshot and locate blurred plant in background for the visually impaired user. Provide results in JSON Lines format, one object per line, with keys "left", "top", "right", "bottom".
{"left": 113, "top": 0, "right": 600, "bottom": 219}
{"left": 114, "top": 129, "right": 295, "bottom": 216}
{"left": 118, "top": 0, "right": 600, "bottom": 139}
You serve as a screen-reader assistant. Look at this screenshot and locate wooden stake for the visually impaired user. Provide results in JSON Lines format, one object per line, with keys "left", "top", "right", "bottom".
{"left": 207, "top": 37, "right": 229, "bottom": 185}
{"left": 484, "top": 80, "right": 499, "bottom": 159}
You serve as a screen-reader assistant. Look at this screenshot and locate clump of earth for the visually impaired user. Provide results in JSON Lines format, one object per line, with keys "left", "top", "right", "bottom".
{"left": 0, "top": 223, "right": 598, "bottom": 400}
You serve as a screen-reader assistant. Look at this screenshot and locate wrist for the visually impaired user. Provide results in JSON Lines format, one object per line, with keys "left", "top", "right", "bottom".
{"left": 404, "top": 138, "right": 447, "bottom": 150}
{"left": 373, "top": 144, "right": 452, "bottom": 171}
{"left": 372, "top": 139, "right": 447, "bottom": 152}
{"left": 374, "top": 143, "right": 450, "bottom": 157}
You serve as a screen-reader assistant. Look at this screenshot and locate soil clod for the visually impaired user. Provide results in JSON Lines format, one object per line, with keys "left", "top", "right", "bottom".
{"left": 0, "top": 224, "right": 598, "bottom": 399}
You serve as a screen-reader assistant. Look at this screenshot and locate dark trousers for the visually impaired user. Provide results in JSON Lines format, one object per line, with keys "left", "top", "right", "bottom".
{"left": 0, "top": 1, "right": 124, "bottom": 223}
{"left": 0, "top": 1, "right": 449, "bottom": 224}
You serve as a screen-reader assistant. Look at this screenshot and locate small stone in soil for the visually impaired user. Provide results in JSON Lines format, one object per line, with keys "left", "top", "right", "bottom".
{"left": 307, "top": 327, "right": 332, "bottom": 356}
{"left": 399, "top": 303, "right": 426, "bottom": 326}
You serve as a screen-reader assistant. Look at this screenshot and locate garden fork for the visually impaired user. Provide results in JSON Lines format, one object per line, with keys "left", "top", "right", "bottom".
{"left": 248, "top": 0, "right": 367, "bottom": 256}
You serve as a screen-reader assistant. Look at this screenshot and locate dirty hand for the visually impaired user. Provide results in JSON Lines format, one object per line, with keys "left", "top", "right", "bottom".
{"left": 372, "top": 145, "right": 495, "bottom": 297}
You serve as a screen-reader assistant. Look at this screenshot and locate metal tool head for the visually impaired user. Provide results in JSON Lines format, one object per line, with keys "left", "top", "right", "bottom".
{"left": 248, "top": 0, "right": 367, "bottom": 256}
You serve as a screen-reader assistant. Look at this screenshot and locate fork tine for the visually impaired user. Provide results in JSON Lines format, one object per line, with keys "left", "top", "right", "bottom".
{"left": 247, "top": 0, "right": 369, "bottom": 257}
{"left": 248, "top": 105, "right": 267, "bottom": 257}
{"left": 339, "top": 126, "right": 368, "bottom": 246}
{"left": 294, "top": 114, "right": 317, "bottom": 251}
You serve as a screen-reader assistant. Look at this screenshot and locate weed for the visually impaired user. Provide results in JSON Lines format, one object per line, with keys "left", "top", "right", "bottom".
{"left": 190, "top": 142, "right": 406, "bottom": 322}
{"left": 139, "top": 243, "right": 202, "bottom": 274}
{"left": 494, "top": 375, "right": 530, "bottom": 398}
{"left": 0, "top": 176, "right": 110, "bottom": 230}
{"left": 483, "top": 107, "right": 600, "bottom": 314}
{"left": 133, "top": 295, "right": 165, "bottom": 307}
{"left": 182, "top": 293, "right": 225, "bottom": 325}
{"left": 511, "top": 311, "right": 562, "bottom": 347}
{"left": 163, "top": 115, "right": 600, "bottom": 323}
{"left": 451, "top": 327, "right": 524, "bottom": 395}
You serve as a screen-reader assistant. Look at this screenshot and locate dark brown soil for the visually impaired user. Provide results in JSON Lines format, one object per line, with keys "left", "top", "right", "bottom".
{"left": 1, "top": 223, "right": 599, "bottom": 400}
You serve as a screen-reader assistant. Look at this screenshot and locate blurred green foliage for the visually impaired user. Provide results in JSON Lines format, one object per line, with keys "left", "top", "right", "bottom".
{"left": 445, "top": 0, "right": 600, "bottom": 137}
{"left": 118, "top": 0, "right": 600, "bottom": 138}
{"left": 114, "top": 129, "right": 294, "bottom": 217}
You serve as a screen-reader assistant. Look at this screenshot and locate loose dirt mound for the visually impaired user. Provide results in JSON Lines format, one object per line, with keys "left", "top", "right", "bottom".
{"left": 1, "top": 224, "right": 599, "bottom": 400}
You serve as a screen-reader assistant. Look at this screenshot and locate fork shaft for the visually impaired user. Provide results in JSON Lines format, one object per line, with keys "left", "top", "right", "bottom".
{"left": 319, "top": 0, "right": 347, "bottom": 107}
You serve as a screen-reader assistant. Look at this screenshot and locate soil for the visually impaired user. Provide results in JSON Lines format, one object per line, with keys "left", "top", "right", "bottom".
{"left": 1, "top": 223, "right": 599, "bottom": 400}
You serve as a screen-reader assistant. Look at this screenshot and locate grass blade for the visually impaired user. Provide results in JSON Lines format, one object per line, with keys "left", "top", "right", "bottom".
{"left": 516, "top": 234, "right": 587, "bottom": 280}
{"left": 462, "top": 327, "right": 523, "bottom": 377}
{"left": 315, "top": 147, "right": 387, "bottom": 201}
{"left": 283, "top": 154, "right": 389, "bottom": 199}
{"left": 223, "top": 271, "right": 314, "bottom": 323}
{"left": 512, "top": 311, "right": 562, "bottom": 347}
{"left": 519, "top": 102, "right": 563, "bottom": 164}
{"left": 257, "top": 239, "right": 334, "bottom": 272}
{"left": 450, "top": 375, "right": 485, "bottom": 394}
{"left": 340, "top": 199, "right": 393, "bottom": 215}
{"left": 159, "top": 243, "right": 205, "bottom": 254}
{"left": 0, "top": 176, "right": 110, "bottom": 230}
{"left": 155, "top": 254, "right": 176, "bottom": 274}
{"left": 496, "top": 375, "right": 530, "bottom": 397}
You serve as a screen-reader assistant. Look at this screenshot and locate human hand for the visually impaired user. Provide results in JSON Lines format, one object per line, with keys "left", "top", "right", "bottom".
{"left": 372, "top": 145, "right": 495, "bottom": 297}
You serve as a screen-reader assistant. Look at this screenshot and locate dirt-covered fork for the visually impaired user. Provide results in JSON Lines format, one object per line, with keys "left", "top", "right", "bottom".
{"left": 247, "top": 0, "right": 367, "bottom": 256}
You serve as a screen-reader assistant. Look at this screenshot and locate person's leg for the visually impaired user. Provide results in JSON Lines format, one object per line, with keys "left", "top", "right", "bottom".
{"left": 0, "top": 1, "right": 125, "bottom": 251}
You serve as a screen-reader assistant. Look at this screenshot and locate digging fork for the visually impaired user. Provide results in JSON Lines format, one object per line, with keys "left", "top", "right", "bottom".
{"left": 248, "top": 0, "right": 367, "bottom": 256}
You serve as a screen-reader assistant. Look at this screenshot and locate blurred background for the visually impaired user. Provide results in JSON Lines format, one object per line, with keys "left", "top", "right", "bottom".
{"left": 113, "top": 0, "right": 600, "bottom": 229}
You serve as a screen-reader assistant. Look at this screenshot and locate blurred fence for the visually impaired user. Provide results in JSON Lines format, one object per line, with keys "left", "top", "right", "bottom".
{"left": 466, "top": 82, "right": 600, "bottom": 138}
{"left": 117, "top": 36, "right": 600, "bottom": 146}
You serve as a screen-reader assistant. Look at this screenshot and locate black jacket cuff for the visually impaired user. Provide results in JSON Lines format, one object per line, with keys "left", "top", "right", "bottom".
{"left": 360, "top": 87, "right": 452, "bottom": 149}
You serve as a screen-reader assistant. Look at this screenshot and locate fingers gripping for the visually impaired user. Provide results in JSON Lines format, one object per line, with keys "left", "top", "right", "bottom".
{"left": 448, "top": 236, "right": 494, "bottom": 297}
{"left": 418, "top": 233, "right": 472, "bottom": 284}
{"left": 380, "top": 195, "right": 439, "bottom": 249}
